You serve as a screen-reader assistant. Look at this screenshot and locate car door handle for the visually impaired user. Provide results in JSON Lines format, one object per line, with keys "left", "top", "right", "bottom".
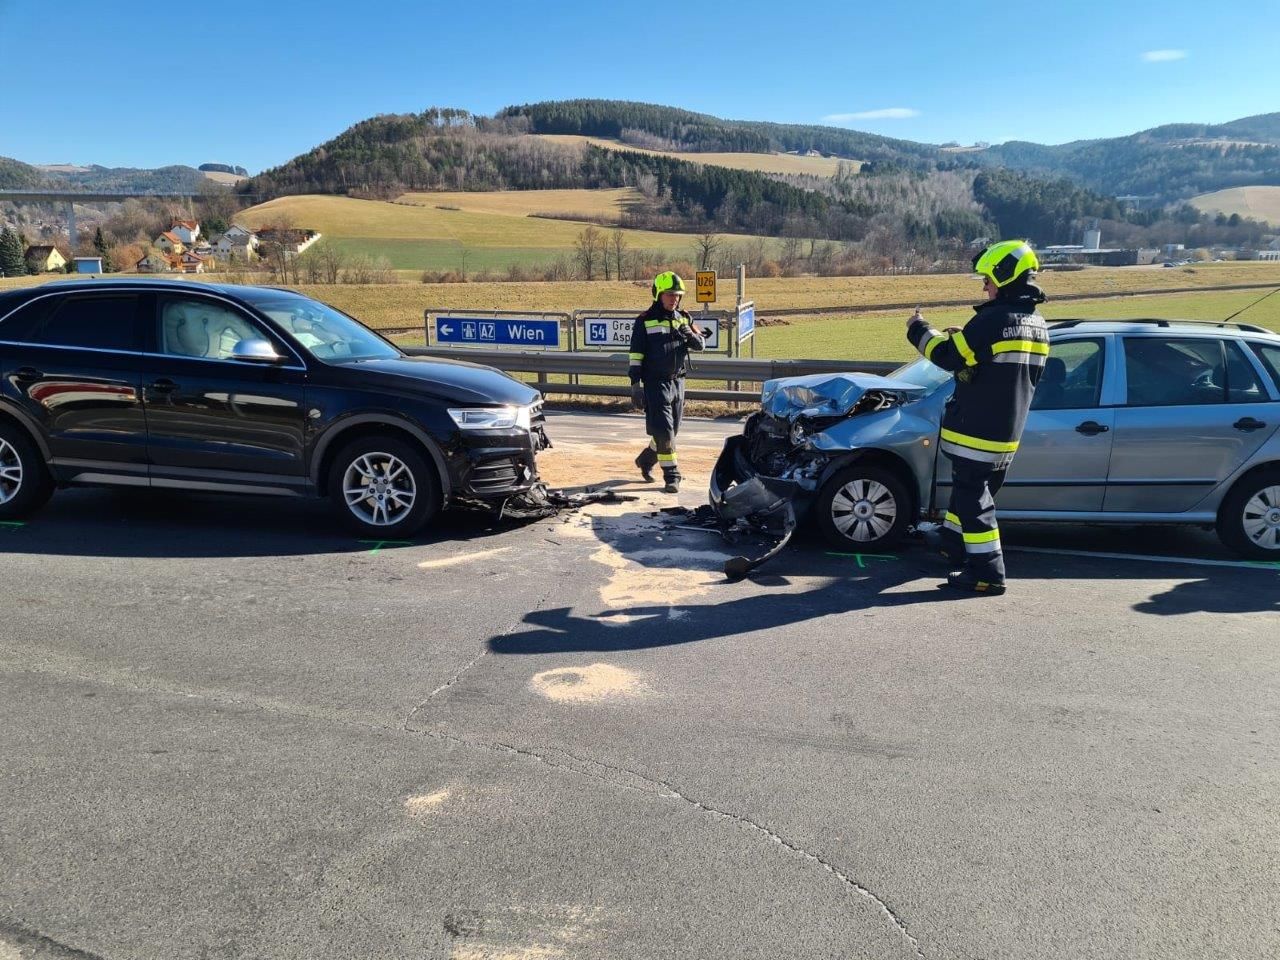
{"left": 1076, "top": 420, "right": 1110, "bottom": 435}
{"left": 1233, "top": 417, "right": 1267, "bottom": 432}
{"left": 150, "top": 378, "right": 178, "bottom": 394}
{"left": 14, "top": 366, "right": 41, "bottom": 382}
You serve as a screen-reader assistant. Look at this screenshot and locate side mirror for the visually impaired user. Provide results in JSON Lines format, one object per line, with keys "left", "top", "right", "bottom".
{"left": 231, "top": 339, "right": 284, "bottom": 364}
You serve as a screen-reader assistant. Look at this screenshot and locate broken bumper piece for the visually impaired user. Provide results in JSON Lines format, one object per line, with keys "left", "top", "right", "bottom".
{"left": 709, "top": 435, "right": 799, "bottom": 580}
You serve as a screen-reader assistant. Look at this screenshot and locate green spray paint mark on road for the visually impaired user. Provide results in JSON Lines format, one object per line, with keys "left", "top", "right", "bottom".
{"left": 825, "top": 552, "right": 898, "bottom": 569}
{"left": 358, "top": 539, "right": 414, "bottom": 555}
{"left": 0, "top": 521, "right": 26, "bottom": 531}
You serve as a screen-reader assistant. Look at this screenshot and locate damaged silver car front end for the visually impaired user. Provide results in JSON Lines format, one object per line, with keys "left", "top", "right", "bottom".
{"left": 710, "top": 369, "right": 950, "bottom": 578}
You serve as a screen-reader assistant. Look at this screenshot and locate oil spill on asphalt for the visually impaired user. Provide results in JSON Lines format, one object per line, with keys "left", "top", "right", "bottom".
{"left": 529, "top": 664, "right": 647, "bottom": 704}
{"left": 404, "top": 788, "right": 452, "bottom": 817}
{"left": 444, "top": 903, "right": 604, "bottom": 960}
{"left": 418, "top": 547, "right": 513, "bottom": 570}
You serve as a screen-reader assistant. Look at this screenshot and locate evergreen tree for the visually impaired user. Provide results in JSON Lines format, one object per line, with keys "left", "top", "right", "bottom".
{"left": 0, "top": 227, "right": 28, "bottom": 277}
{"left": 93, "top": 226, "right": 113, "bottom": 272}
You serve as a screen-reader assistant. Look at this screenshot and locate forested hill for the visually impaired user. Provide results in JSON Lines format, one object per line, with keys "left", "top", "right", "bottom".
{"left": 502, "top": 100, "right": 1280, "bottom": 199}
{"left": 499, "top": 99, "right": 941, "bottom": 166}
{"left": 239, "top": 110, "right": 856, "bottom": 238}
{"left": 985, "top": 119, "right": 1280, "bottom": 198}
{"left": 0, "top": 159, "right": 211, "bottom": 194}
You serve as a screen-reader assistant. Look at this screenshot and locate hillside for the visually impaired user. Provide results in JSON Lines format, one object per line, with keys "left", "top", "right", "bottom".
{"left": 1190, "top": 186, "right": 1280, "bottom": 225}
{"left": 234, "top": 193, "right": 786, "bottom": 272}
{"left": 978, "top": 112, "right": 1280, "bottom": 199}
{"left": 500, "top": 99, "right": 939, "bottom": 167}
{"left": 0, "top": 158, "right": 214, "bottom": 194}
{"left": 536, "top": 135, "right": 856, "bottom": 177}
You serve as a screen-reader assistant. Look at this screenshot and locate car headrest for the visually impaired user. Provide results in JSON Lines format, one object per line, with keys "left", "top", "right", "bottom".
{"left": 1043, "top": 356, "right": 1066, "bottom": 385}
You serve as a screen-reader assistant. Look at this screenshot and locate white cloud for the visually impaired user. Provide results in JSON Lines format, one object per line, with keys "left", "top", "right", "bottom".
{"left": 1142, "top": 49, "right": 1188, "bottom": 62}
{"left": 823, "top": 108, "right": 921, "bottom": 123}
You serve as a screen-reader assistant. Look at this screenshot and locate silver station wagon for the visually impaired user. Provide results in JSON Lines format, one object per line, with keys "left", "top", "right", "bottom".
{"left": 711, "top": 319, "right": 1280, "bottom": 559}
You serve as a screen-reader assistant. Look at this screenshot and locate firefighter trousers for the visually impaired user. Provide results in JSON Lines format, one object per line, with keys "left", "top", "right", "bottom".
{"left": 940, "top": 455, "right": 1007, "bottom": 583}
{"left": 637, "top": 377, "right": 685, "bottom": 480}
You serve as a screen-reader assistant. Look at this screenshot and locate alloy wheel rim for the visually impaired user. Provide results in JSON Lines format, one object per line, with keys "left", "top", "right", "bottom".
{"left": 0, "top": 438, "right": 22, "bottom": 505}
{"left": 831, "top": 478, "right": 897, "bottom": 543}
{"left": 343, "top": 452, "right": 417, "bottom": 527}
{"left": 1241, "top": 485, "right": 1280, "bottom": 552}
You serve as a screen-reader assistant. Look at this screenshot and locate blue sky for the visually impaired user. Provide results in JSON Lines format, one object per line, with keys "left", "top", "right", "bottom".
{"left": 2, "top": 0, "right": 1276, "bottom": 173}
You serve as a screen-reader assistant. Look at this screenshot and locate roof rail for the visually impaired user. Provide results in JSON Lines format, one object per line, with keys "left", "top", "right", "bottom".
{"left": 1050, "top": 318, "right": 1272, "bottom": 334}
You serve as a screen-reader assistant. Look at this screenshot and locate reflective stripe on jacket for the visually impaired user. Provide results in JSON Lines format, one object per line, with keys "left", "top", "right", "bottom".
{"left": 628, "top": 303, "right": 704, "bottom": 384}
{"left": 907, "top": 292, "right": 1048, "bottom": 467}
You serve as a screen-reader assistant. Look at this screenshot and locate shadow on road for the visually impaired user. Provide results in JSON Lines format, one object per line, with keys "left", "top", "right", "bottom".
{"left": 0, "top": 488, "right": 522, "bottom": 559}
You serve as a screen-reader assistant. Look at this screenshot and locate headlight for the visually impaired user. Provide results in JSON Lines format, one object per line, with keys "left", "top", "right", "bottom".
{"left": 448, "top": 405, "right": 533, "bottom": 431}
{"left": 790, "top": 420, "right": 807, "bottom": 445}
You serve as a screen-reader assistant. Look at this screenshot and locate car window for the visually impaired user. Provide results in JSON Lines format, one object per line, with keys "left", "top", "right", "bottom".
{"left": 159, "top": 296, "right": 275, "bottom": 360}
{"left": 28, "top": 295, "right": 140, "bottom": 352}
{"left": 1123, "top": 337, "right": 1229, "bottom": 407}
{"left": 1224, "top": 342, "right": 1266, "bottom": 403}
{"left": 0, "top": 296, "right": 57, "bottom": 341}
{"left": 239, "top": 289, "right": 399, "bottom": 363}
{"left": 1250, "top": 343, "right": 1280, "bottom": 395}
{"left": 1032, "top": 338, "right": 1104, "bottom": 410}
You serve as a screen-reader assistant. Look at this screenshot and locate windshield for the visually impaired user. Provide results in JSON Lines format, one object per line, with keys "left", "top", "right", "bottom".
{"left": 888, "top": 356, "right": 954, "bottom": 393}
{"left": 241, "top": 291, "right": 400, "bottom": 362}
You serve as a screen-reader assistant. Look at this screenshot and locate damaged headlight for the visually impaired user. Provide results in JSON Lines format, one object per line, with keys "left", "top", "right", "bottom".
{"left": 790, "top": 420, "right": 808, "bottom": 446}
{"left": 448, "top": 405, "right": 534, "bottom": 431}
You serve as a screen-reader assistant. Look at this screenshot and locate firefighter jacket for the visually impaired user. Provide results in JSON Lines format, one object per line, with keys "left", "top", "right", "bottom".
{"left": 907, "top": 287, "right": 1049, "bottom": 468}
{"left": 628, "top": 302, "right": 705, "bottom": 385}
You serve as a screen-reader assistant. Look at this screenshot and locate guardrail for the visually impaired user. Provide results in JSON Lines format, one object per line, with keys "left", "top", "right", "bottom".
{"left": 403, "top": 346, "right": 900, "bottom": 402}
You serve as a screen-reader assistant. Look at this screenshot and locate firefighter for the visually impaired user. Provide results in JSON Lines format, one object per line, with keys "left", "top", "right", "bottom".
{"left": 906, "top": 240, "right": 1049, "bottom": 594}
{"left": 629, "top": 271, "right": 710, "bottom": 493}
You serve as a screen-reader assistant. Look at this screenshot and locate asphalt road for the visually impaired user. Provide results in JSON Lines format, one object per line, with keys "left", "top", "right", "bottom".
{"left": 2, "top": 412, "right": 1277, "bottom": 960}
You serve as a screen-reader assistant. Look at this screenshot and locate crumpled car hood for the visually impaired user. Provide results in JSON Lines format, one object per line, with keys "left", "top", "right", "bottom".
{"left": 760, "top": 373, "right": 927, "bottom": 419}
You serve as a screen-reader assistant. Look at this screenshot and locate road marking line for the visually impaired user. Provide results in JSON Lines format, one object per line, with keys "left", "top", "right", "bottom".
{"left": 825, "top": 552, "right": 899, "bottom": 569}
{"left": 1007, "top": 545, "right": 1280, "bottom": 572}
{"left": 357, "top": 539, "right": 414, "bottom": 555}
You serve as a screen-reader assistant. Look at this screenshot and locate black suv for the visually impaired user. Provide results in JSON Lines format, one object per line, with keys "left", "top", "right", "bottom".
{"left": 0, "top": 280, "right": 548, "bottom": 536}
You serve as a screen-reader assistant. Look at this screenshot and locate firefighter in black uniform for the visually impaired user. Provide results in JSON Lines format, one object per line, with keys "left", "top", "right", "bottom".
{"left": 629, "top": 272, "right": 709, "bottom": 493}
{"left": 907, "top": 240, "right": 1049, "bottom": 594}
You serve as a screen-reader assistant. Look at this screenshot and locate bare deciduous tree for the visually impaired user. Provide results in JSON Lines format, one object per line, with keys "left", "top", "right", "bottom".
{"left": 573, "top": 225, "right": 603, "bottom": 280}
{"left": 692, "top": 232, "right": 721, "bottom": 270}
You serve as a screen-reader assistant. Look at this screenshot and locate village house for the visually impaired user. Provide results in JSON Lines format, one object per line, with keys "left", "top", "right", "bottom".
{"left": 255, "top": 227, "right": 322, "bottom": 256}
{"left": 170, "top": 220, "right": 201, "bottom": 245}
{"left": 24, "top": 245, "right": 66, "bottom": 273}
{"left": 135, "top": 253, "right": 179, "bottom": 273}
{"left": 155, "top": 231, "right": 186, "bottom": 255}
{"left": 214, "top": 229, "right": 258, "bottom": 261}
{"left": 180, "top": 251, "right": 214, "bottom": 274}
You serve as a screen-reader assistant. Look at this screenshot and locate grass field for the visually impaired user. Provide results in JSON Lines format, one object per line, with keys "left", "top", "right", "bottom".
{"left": 536, "top": 135, "right": 858, "bottom": 177}
{"left": 235, "top": 194, "right": 782, "bottom": 272}
{"left": 397, "top": 188, "right": 644, "bottom": 220}
{"left": 1190, "top": 186, "right": 1280, "bottom": 225}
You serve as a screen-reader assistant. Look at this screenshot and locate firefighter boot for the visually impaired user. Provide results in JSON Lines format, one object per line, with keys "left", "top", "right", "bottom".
{"left": 944, "top": 569, "right": 1007, "bottom": 596}
{"left": 662, "top": 470, "right": 681, "bottom": 494}
{"left": 635, "top": 446, "right": 658, "bottom": 482}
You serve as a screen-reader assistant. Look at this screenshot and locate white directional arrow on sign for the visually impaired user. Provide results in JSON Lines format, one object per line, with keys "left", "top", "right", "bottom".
{"left": 439, "top": 324, "right": 453, "bottom": 336}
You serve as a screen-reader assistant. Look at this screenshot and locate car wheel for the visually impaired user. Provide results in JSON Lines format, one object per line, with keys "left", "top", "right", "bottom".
{"left": 815, "top": 464, "right": 911, "bottom": 551}
{"left": 328, "top": 435, "right": 440, "bottom": 539}
{"left": 1217, "top": 468, "right": 1280, "bottom": 559}
{"left": 0, "top": 421, "right": 54, "bottom": 520}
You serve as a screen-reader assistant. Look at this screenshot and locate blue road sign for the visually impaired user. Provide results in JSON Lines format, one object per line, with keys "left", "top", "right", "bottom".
{"left": 436, "top": 316, "right": 560, "bottom": 348}
{"left": 737, "top": 303, "right": 756, "bottom": 343}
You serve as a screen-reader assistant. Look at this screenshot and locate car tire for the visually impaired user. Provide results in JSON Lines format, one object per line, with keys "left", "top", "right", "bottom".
{"left": 815, "top": 464, "right": 912, "bottom": 552}
{"left": 0, "top": 420, "right": 54, "bottom": 521}
{"left": 327, "top": 435, "right": 440, "bottom": 539}
{"left": 1216, "top": 467, "right": 1280, "bottom": 559}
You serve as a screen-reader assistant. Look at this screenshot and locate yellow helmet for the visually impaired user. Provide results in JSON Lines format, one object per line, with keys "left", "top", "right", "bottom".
{"left": 651, "top": 271, "right": 686, "bottom": 301}
{"left": 973, "top": 240, "right": 1039, "bottom": 288}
